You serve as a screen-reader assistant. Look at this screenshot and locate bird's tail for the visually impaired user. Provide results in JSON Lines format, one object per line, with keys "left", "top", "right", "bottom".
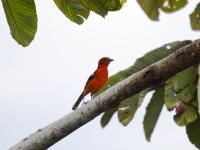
{"left": 72, "top": 91, "right": 85, "bottom": 110}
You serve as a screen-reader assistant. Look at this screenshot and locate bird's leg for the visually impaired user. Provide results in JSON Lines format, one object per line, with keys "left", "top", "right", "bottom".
{"left": 91, "top": 93, "right": 94, "bottom": 99}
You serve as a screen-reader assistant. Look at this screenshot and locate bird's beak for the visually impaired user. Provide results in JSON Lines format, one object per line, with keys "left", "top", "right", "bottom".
{"left": 109, "top": 58, "right": 114, "bottom": 62}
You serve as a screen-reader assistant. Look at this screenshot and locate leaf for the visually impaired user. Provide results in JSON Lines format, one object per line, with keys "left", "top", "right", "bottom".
{"left": 190, "top": 3, "right": 200, "bottom": 30}
{"left": 137, "top": 0, "right": 159, "bottom": 20}
{"left": 100, "top": 0, "right": 126, "bottom": 11}
{"left": 54, "top": 0, "right": 90, "bottom": 25}
{"left": 164, "top": 81, "right": 178, "bottom": 110}
{"left": 159, "top": 0, "right": 187, "bottom": 13}
{"left": 137, "top": 0, "right": 187, "bottom": 20}
{"left": 173, "top": 66, "right": 197, "bottom": 92}
{"left": 143, "top": 87, "right": 164, "bottom": 141}
{"left": 101, "top": 107, "right": 117, "bottom": 128}
{"left": 1, "top": 0, "right": 37, "bottom": 47}
{"left": 186, "top": 117, "right": 200, "bottom": 149}
{"left": 79, "top": 0, "right": 107, "bottom": 17}
{"left": 198, "top": 64, "right": 200, "bottom": 115}
{"left": 118, "top": 90, "right": 147, "bottom": 126}
{"left": 164, "top": 66, "right": 197, "bottom": 110}
{"left": 174, "top": 105, "right": 198, "bottom": 126}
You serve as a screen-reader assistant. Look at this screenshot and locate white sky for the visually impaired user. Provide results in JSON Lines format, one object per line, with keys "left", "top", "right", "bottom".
{"left": 0, "top": 0, "right": 199, "bottom": 150}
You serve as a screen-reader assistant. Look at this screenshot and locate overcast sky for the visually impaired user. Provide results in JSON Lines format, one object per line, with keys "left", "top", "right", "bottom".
{"left": 0, "top": 0, "right": 200, "bottom": 150}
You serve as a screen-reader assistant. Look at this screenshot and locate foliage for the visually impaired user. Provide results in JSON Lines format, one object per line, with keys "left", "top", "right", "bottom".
{"left": 137, "top": 0, "right": 188, "bottom": 20}
{"left": 143, "top": 86, "right": 164, "bottom": 141}
{"left": 99, "top": 40, "right": 200, "bottom": 149}
{"left": 186, "top": 117, "right": 200, "bottom": 149}
{"left": 99, "top": 40, "right": 190, "bottom": 127}
{"left": 190, "top": 3, "right": 200, "bottom": 30}
{"left": 54, "top": 0, "right": 90, "bottom": 25}
{"left": 1, "top": 1, "right": 200, "bottom": 46}
{"left": 1, "top": 0, "right": 37, "bottom": 46}
{"left": 117, "top": 90, "right": 147, "bottom": 126}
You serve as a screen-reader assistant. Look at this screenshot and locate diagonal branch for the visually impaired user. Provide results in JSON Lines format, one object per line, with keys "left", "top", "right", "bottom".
{"left": 10, "top": 39, "right": 200, "bottom": 150}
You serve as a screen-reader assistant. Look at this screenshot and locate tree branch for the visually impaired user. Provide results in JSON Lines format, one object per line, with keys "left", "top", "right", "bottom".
{"left": 10, "top": 39, "right": 200, "bottom": 150}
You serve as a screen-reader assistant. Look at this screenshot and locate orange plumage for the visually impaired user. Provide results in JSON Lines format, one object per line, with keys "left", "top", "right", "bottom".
{"left": 72, "top": 57, "right": 113, "bottom": 110}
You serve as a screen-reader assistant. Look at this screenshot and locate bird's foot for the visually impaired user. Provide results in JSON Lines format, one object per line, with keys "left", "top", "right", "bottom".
{"left": 83, "top": 101, "right": 88, "bottom": 104}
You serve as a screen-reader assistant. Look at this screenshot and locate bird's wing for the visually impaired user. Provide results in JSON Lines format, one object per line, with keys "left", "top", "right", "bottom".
{"left": 84, "top": 70, "right": 97, "bottom": 89}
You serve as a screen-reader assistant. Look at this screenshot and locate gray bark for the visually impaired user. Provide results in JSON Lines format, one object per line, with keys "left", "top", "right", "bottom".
{"left": 10, "top": 39, "right": 200, "bottom": 150}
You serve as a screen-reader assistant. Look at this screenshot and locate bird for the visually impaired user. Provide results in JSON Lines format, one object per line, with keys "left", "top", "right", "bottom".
{"left": 72, "top": 57, "right": 114, "bottom": 110}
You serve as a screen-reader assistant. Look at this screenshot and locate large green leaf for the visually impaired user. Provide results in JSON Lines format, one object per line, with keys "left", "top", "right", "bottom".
{"left": 100, "top": 40, "right": 190, "bottom": 127}
{"left": 190, "top": 3, "right": 200, "bottom": 30}
{"left": 164, "top": 65, "right": 198, "bottom": 126}
{"left": 79, "top": 0, "right": 107, "bottom": 17}
{"left": 101, "top": 107, "right": 117, "bottom": 128}
{"left": 137, "top": 0, "right": 187, "bottom": 20}
{"left": 143, "top": 87, "right": 164, "bottom": 141}
{"left": 186, "top": 117, "right": 200, "bottom": 149}
{"left": 100, "top": 0, "right": 126, "bottom": 11}
{"left": 1, "top": 0, "right": 37, "bottom": 47}
{"left": 164, "top": 66, "right": 197, "bottom": 111}
{"left": 54, "top": 0, "right": 90, "bottom": 25}
{"left": 137, "top": 0, "right": 159, "bottom": 20}
{"left": 54, "top": 0, "right": 126, "bottom": 24}
{"left": 159, "top": 0, "right": 187, "bottom": 13}
{"left": 118, "top": 90, "right": 147, "bottom": 126}
{"left": 174, "top": 105, "right": 198, "bottom": 126}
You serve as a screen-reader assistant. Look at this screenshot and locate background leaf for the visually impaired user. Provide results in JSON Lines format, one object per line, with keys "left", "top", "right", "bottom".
{"left": 174, "top": 105, "right": 198, "bottom": 126}
{"left": 1, "top": 0, "right": 37, "bottom": 46}
{"left": 143, "top": 87, "right": 164, "bottom": 141}
{"left": 186, "top": 117, "right": 200, "bottom": 149}
{"left": 54, "top": 0, "right": 90, "bottom": 25}
{"left": 159, "top": 0, "right": 187, "bottom": 13}
{"left": 137, "top": 0, "right": 187, "bottom": 20}
{"left": 118, "top": 90, "right": 147, "bottom": 126}
{"left": 101, "top": 107, "right": 117, "bottom": 127}
{"left": 190, "top": 3, "right": 200, "bottom": 30}
{"left": 100, "top": 0, "right": 126, "bottom": 11}
{"left": 137, "top": 0, "right": 159, "bottom": 20}
{"left": 164, "top": 66, "right": 197, "bottom": 111}
{"left": 79, "top": 0, "right": 107, "bottom": 17}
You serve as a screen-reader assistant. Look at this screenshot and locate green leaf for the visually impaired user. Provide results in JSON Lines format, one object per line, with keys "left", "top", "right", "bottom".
{"left": 137, "top": 0, "right": 187, "bottom": 20}
{"left": 118, "top": 90, "right": 147, "bottom": 126}
{"left": 164, "top": 66, "right": 197, "bottom": 110}
{"left": 1, "top": 0, "right": 37, "bottom": 47}
{"left": 79, "top": 0, "right": 107, "bottom": 17}
{"left": 173, "top": 66, "right": 197, "bottom": 92}
{"left": 54, "top": 0, "right": 90, "bottom": 25}
{"left": 143, "top": 87, "right": 164, "bottom": 141}
{"left": 186, "top": 117, "right": 200, "bottom": 149}
{"left": 100, "top": 0, "right": 126, "bottom": 11}
{"left": 174, "top": 105, "right": 198, "bottom": 126}
{"left": 159, "top": 0, "right": 187, "bottom": 13}
{"left": 101, "top": 107, "right": 117, "bottom": 128}
{"left": 164, "top": 81, "right": 178, "bottom": 110}
{"left": 190, "top": 3, "right": 200, "bottom": 30}
{"left": 137, "top": 0, "right": 159, "bottom": 20}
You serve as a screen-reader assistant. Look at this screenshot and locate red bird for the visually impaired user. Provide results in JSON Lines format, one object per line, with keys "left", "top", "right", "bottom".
{"left": 72, "top": 57, "right": 114, "bottom": 110}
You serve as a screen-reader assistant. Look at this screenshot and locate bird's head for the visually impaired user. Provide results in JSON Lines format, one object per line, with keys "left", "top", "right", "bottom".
{"left": 98, "top": 57, "right": 114, "bottom": 68}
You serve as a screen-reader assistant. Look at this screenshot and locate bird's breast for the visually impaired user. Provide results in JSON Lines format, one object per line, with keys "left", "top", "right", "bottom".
{"left": 86, "top": 68, "right": 108, "bottom": 94}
